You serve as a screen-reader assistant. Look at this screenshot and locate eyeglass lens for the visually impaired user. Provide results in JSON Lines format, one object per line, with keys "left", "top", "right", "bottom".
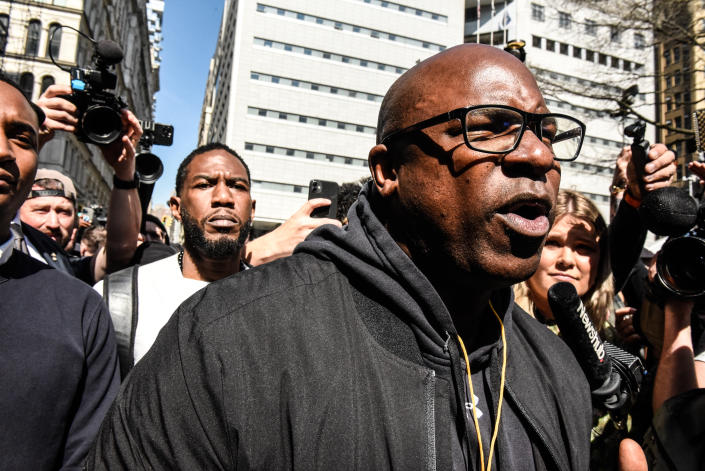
{"left": 463, "top": 107, "right": 583, "bottom": 161}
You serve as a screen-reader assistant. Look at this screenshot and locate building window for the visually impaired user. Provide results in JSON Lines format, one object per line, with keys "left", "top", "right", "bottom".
{"left": 40, "top": 75, "right": 55, "bottom": 93}
{"left": 559, "top": 43, "right": 569, "bottom": 55}
{"left": 19, "top": 72, "right": 34, "bottom": 99}
{"left": 46, "top": 23, "right": 62, "bottom": 58}
{"left": 545, "top": 39, "right": 555, "bottom": 52}
{"left": 558, "top": 12, "right": 571, "bottom": 29}
{"left": 664, "top": 49, "right": 671, "bottom": 65}
{"left": 598, "top": 53, "right": 607, "bottom": 65}
{"left": 634, "top": 33, "right": 645, "bottom": 50}
{"left": 585, "top": 19, "right": 597, "bottom": 36}
{"left": 586, "top": 50, "right": 595, "bottom": 61}
{"left": 622, "top": 60, "right": 631, "bottom": 71}
{"left": 531, "top": 3, "right": 545, "bottom": 22}
{"left": 0, "top": 14, "right": 9, "bottom": 54}
{"left": 532, "top": 35, "right": 541, "bottom": 48}
{"left": 673, "top": 46, "right": 680, "bottom": 62}
{"left": 573, "top": 46, "right": 582, "bottom": 59}
{"left": 675, "top": 116, "right": 682, "bottom": 128}
{"left": 610, "top": 25, "right": 621, "bottom": 43}
{"left": 25, "top": 19, "right": 41, "bottom": 56}
{"left": 611, "top": 56, "right": 619, "bottom": 68}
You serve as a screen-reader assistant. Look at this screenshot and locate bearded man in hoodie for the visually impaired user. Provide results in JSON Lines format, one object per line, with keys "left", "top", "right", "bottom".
{"left": 89, "top": 44, "right": 592, "bottom": 470}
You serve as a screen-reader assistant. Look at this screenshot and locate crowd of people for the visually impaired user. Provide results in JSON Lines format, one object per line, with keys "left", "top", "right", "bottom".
{"left": 1, "top": 42, "right": 703, "bottom": 470}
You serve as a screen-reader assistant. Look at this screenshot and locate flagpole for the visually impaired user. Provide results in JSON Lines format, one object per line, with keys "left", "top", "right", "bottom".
{"left": 476, "top": 1, "right": 480, "bottom": 43}
{"left": 490, "top": 0, "right": 495, "bottom": 45}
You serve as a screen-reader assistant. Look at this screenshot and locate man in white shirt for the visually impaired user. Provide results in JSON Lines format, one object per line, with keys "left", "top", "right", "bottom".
{"left": 97, "top": 142, "right": 340, "bottom": 371}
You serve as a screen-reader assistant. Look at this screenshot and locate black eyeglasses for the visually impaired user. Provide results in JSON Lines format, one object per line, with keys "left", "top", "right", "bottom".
{"left": 381, "top": 104, "right": 586, "bottom": 162}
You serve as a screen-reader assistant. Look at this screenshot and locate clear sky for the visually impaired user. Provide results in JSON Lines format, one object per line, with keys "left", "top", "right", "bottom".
{"left": 150, "top": 0, "right": 224, "bottom": 206}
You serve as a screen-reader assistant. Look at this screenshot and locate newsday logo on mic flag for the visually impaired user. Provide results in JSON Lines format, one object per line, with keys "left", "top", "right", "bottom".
{"left": 577, "top": 301, "right": 605, "bottom": 362}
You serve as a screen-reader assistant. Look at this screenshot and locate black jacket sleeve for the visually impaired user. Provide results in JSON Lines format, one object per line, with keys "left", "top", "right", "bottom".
{"left": 609, "top": 200, "right": 647, "bottom": 293}
{"left": 63, "top": 296, "right": 121, "bottom": 469}
{"left": 86, "top": 303, "right": 231, "bottom": 470}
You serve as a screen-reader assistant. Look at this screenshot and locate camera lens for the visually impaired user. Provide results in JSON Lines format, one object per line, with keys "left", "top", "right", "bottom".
{"left": 82, "top": 105, "right": 123, "bottom": 145}
{"left": 657, "top": 236, "right": 705, "bottom": 297}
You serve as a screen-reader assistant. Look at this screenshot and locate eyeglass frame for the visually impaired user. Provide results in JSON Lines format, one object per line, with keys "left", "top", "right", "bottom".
{"left": 380, "top": 104, "right": 587, "bottom": 162}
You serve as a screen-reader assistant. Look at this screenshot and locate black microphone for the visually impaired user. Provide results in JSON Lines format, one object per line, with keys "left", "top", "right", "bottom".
{"left": 548, "top": 282, "right": 644, "bottom": 422}
{"left": 639, "top": 187, "right": 699, "bottom": 236}
{"left": 95, "top": 40, "right": 124, "bottom": 66}
{"left": 547, "top": 282, "right": 612, "bottom": 390}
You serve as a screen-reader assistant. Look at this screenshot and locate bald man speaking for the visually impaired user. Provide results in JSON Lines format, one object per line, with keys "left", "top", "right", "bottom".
{"left": 89, "top": 45, "right": 592, "bottom": 470}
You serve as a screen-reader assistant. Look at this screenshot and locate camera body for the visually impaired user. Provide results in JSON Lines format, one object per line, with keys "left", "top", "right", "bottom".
{"left": 63, "top": 51, "right": 126, "bottom": 145}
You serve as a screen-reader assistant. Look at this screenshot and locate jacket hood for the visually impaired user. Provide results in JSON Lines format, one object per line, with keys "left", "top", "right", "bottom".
{"left": 295, "top": 182, "right": 514, "bottom": 365}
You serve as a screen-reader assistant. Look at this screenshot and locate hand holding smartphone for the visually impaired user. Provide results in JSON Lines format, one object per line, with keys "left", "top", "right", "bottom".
{"left": 308, "top": 180, "right": 339, "bottom": 219}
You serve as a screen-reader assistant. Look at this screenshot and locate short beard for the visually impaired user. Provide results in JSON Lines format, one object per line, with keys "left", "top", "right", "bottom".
{"left": 181, "top": 207, "right": 251, "bottom": 260}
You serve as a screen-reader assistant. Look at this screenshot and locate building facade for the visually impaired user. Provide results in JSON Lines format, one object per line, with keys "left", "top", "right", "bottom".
{"left": 0, "top": 0, "right": 160, "bottom": 208}
{"left": 465, "top": 0, "right": 656, "bottom": 216}
{"left": 199, "top": 0, "right": 465, "bottom": 232}
{"left": 653, "top": 0, "right": 705, "bottom": 180}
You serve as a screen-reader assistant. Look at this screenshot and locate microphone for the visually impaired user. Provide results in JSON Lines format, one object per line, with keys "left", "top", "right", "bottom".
{"left": 639, "top": 187, "right": 699, "bottom": 236}
{"left": 548, "top": 282, "right": 644, "bottom": 425}
{"left": 95, "top": 40, "right": 124, "bottom": 66}
{"left": 547, "top": 282, "right": 612, "bottom": 390}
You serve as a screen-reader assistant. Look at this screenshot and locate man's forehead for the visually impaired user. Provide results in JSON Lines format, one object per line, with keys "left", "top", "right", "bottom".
{"left": 25, "top": 194, "right": 75, "bottom": 210}
{"left": 0, "top": 82, "right": 39, "bottom": 128}
{"left": 188, "top": 151, "right": 248, "bottom": 178}
{"left": 384, "top": 44, "right": 544, "bottom": 129}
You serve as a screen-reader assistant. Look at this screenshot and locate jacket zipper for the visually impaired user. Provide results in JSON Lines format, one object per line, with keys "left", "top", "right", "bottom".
{"left": 504, "top": 383, "right": 565, "bottom": 471}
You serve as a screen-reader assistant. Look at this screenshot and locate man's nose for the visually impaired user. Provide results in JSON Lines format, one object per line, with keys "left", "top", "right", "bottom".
{"left": 0, "top": 132, "right": 13, "bottom": 162}
{"left": 211, "top": 180, "right": 234, "bottom": 206}
{"left": 502, "top": 128, "right": 556, "bottom": 178}
{"left": 45, "top": 210, "right": 60, "bottom": 228}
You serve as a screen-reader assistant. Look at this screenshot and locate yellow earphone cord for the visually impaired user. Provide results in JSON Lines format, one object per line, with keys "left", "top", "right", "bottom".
{"left": 457, "top": 300, "right": 507, "bottom": 471}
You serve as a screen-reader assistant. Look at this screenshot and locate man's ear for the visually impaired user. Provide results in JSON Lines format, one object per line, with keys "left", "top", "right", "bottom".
{"left": 250, "top": 199, "right": 256, "bottom": 220}
{"left": 368, "top": 144, "right": 398, "bottom": 198}
{"left": 169, "top": 196, "right": 182, "bottom": 221}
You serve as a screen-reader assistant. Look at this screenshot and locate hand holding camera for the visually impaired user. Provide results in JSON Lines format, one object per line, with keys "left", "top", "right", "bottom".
{"left": 36, "top": 84, "right": 142, "bottom": 180}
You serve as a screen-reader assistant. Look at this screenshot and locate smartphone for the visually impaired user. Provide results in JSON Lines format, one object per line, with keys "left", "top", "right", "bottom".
{"left": 308, "top": 179, "right": 339, "bottom": 219}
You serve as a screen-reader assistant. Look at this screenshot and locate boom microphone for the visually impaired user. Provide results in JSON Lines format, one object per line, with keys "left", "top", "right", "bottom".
{"left": 639, "top": 187, "right": 699, "bottom": 236}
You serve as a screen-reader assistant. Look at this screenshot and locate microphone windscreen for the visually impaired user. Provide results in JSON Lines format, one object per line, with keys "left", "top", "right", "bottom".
{"left": 639, "top": 187, "right": 698, "bottom": 236}
{"left": 548, "top": 282, "right": 611, "bottom": 390}
{"left": 95, "top": 40, "right": 124, "bottom": 65}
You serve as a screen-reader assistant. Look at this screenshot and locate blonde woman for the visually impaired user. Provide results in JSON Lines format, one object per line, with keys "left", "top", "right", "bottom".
{"left": 514, "top": 189, "right": 614, "bottom": 335}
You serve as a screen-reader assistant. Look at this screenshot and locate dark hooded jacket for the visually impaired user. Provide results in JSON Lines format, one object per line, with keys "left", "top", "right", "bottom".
{"left": 87, "top": 184, "right": 591, "bottom": 470}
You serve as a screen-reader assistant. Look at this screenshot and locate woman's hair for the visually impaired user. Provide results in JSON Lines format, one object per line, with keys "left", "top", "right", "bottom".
{"left": 515, "top": 189, "right": 613, "bottom": 333}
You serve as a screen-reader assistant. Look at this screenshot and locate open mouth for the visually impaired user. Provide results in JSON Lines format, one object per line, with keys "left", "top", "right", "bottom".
{"left": 496, "top": 198, "right": 551, "bottom": 238}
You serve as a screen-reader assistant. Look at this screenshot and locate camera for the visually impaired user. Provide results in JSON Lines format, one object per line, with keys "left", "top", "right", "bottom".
{"left": 60, "top": 38, "right": 127, "bottom": 145}
{"left": 653, "top": 206, "right": 705, "bottom": 298}
{"left": 138, "top": 121, "right": 174, "bottom": 148}
{"left": 623, "top": 120, "right": 705, "bottom": 298}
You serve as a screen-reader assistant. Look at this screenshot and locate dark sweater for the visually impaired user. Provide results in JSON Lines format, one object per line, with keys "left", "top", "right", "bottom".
{"left": 87, "top": 184, "right": 591, "bottom": 470}
{"left": 0, "top": 251, "right": 120, "bottom": 470}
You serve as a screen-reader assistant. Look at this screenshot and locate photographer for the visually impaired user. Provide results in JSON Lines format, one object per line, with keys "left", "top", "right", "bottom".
{"left": 17, "top": 83, "right": 142, "bottom": 284}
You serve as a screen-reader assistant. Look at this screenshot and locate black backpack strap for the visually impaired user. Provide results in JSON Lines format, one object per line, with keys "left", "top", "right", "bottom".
{"left": 103, "top": 265, "right": 139, "bottom": 379}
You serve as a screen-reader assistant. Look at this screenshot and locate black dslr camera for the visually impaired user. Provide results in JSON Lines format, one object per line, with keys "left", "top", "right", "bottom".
{"left": 63, "top": 39, "right": 127, "bottom": 145}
